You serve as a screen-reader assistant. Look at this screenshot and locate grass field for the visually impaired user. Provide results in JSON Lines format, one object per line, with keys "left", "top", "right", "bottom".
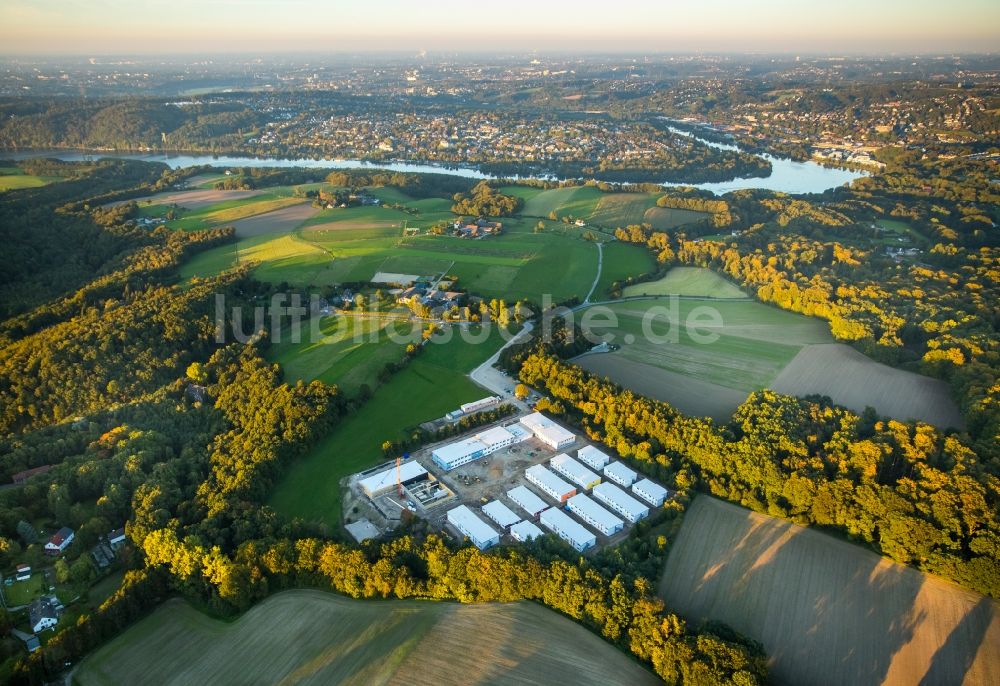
{"left": 659, "top": 496, "right": 1000, "bottom": 686}
{"left": 4, "top": 575, "right": 46, "bottom": 607}
{"left": 0, "top": 167, "right": 60, "bottom": 191}
{"left": 574, "top": 298, "right": 833, "bottom": 419}
{"left": 593, "top": 241, "right": 657, "bottom": 299}
{"left": 76, "top": 590, "right": 660, "bottom": 686}
{"left": 641, "top": 206, "right": 707, "bottom": 230}
{"left": 771, "top": 343, "right": 965, "bottom": 428}
{"left": 268, "top": 316, "right": 415, "bottom": 396}
{"left": 622, "top": 267, "right": 747, "bottom": 298}
{"left": 269, "top": 326, "right": 505, "bottom": 528}
{"left": 513, "top": 186, "right": 604, "bottom": 220}
{"left": 588, "top": 193, "right": 658, "bottom": 227}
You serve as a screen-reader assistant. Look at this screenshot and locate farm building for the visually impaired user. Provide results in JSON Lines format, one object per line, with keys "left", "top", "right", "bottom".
{"left": 603, "top": 461, "right": 638, "bottom": 488}
{"left": 358, "top": 461, "right": 429, "bottom": 499}
{"left": 519, "top": 412, "right": 575, "bottom": 450}
{"left": 567, "top": 494, "right": 624, "bottom": 536}
{"left": 550, "top": 454, "right": 601, "bottom": 490}
{"left": 44, "top": 527, "right": 74, "bottom": 555}
{"left": 510, "top": 520, "right": 544, "bottom": 542}
{"left": 576, "top": 445, "right": 611, "bottom": 471}
{"left": 507, "top": 485, "right": 549, "bottom": 518}
{"left": 525, "top": 465, "right": 577, "bottom": 503}
{"left": 633, "top": 479, "right": 670, "bottom": 506}
{"left": 593, "top": 482, "right": 649, "bottom": 523}
{"left": 482, "top": 500, "right": 520, "bottom": 529}
{"left": 539, "top": 507, "right": 597, "bottom": 552}
{"left": 447, "top": 505, "right": 500, "bottom": 550}
{"left": 431, "top": 425, "right": 522, "bottom": 471}
{"left": 461, "top": 396, "right": 501, "bottom": 414}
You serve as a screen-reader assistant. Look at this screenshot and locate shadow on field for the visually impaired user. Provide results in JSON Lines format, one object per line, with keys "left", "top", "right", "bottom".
{"left": 660, "top": 497, "right": 925, "bottom": 686}
{"left": 918, "top": 596, "right": 995, "bottom": 686}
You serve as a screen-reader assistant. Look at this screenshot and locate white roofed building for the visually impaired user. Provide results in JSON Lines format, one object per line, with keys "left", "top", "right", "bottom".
{"left": 461, "top": 396, "right": 501, "bottom": 414}
{"left": 519, "top": 412, "right": 576, "bottom": 450}
{"left": 507, "top": 485, "right": 549, "bottom": 518}
{"left": 447, "top": 505, "right": 500, "bottom": 550}
{"left": 603, "top": 461, "right": 638, "bottom": 488}
{"left": 510, "top": 520, "right": 544, "bottom": 542}
{"left": 482, "top": 500, "right": 520, "bottom": 529}
{"left": 525, "top": 465, "right": 576, "bottom": 503}
{"left": 539, "top": 507, "right": 596, "bottom": 551}
{"left": 567, "top": 494, "right": 624, "bottom": 536}
{"left": 431, "top": 425, "right": 523, "bottom": 471}
{"left": 576, "top": 445, "right": 611, "bottom": 471}
{"left": 593, "top": 482, "right": 648, "bottom": 522}
{"left": 358, "top": 461, "right": 429, "bottom": 499}
{"left": 633, "top": 479, "right": 670, "bottom": 507}
{"left": 550, "top": 454, "right": 601, "bottom": 490}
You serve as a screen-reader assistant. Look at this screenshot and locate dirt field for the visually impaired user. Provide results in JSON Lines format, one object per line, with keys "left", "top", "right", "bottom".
{"left": 659, "top": 496, "right": 1000, "bottom": 686}
{"left": 125, "top": 188, "right": 264, "bottom": 209}
{"left": 771, "top": 343, "right": 965, "bottom": 428}
{"left": 228, "top": 202, "right": 321, "bottom": 237}
{"left": 303, "top": 219, "right": 403, "bottom": 232}
{"left": 576, "top": 353, "right": 748, "bottom": 422}
{"left": 76, "top": 590, "right": 660, "bottom": 686}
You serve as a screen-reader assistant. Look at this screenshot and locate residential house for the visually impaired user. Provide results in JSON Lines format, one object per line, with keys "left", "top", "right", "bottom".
{"left": 108, "top": 527, "right": 127, "bottom": 550}
{"left": 11, "top": 465, "right": 53, "bottom": 485}
{"left": 15, "top": 564, "right": 31, "bottom": 581}
{"left": 44, "top": 527, "right": 74, "bottom": 556}
{"left": 29, "top": 597, "right": 62, "bottom": 633}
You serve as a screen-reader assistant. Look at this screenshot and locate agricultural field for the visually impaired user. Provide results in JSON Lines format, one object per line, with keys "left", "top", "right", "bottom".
{"left": 622, "top": 266, "right": 748, "bottom": 298}
{"left": 76, "top": 590, "right": 660, "bottom": 686}
{"left": 269, "top": 326, "right": 506, "bottom": 528}
{"left": 268, "top": 316, "right": 415, "bottom": 396}
{"left": 0, "top": 166, "right": 61, "bottom": 191}
{"left": 588, "top": 192, "right": 658, "bottom": 227}
{"left": 510, "top": 185, "right": 603, "bottom": 220}
{"left": 771, "top": 343, "right": 965, "bottom": 428}
{"left": 641, "top": 205, "right": 708, "bottom": 230}
{"left": 659, "top": 496, "right": 1000, "bottom": 686}
{"left": 592, "top": 241, "right": 657, "bottom": 300}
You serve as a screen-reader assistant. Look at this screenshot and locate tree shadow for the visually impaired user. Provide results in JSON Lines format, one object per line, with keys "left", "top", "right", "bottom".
{"left": 918, "top": 596, "right": 995, "bottom": 686}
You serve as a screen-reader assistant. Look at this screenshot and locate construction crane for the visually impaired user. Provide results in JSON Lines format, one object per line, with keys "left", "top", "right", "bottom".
{"left": 396, "top": 456, "right": 403, "bottom": 498}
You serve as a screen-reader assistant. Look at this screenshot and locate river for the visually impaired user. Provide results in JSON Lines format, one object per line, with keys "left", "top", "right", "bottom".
{"left": 5, "top": 128, "right": 865, "bottom": 195}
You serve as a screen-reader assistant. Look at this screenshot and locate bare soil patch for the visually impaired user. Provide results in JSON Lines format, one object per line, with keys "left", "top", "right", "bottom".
{"left": 228, "top": 202, "right": 321, "bottom": 237}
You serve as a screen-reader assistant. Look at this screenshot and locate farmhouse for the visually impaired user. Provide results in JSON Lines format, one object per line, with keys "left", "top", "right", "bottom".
{"left": 454, "top": 218, "right": 503, "bottom": 238}
{"left": 510, "top": 520, "right": 544, "bottom": 542}
{"left": 15, "top": 564, "right": 31, "bottom": 581}
{"left": 447, "top": 505, "right": 500, "bottom": 550}
{"left": 482, "top": 500, "right": 520, "bottom": 529}
{"left": 550, "top": 454, "right": 601, "bottom": 491}
{"left": 603, "top": 461, "right": 638, "bottom": 488}
{"left": 632, "top": 478, "right": 670, "bottom": 507}
{"left": 525, "top": 465, "right": 576, "bottom": 503}
{"left": 507, "top": 485, "right": 549, "bottom": 518}
{"left": 593, "top": 482, "right": 649, "bottom": 523}
{"left": 576, "top": 445, "right": 611, "bottom": 471}
{"left": 358, "top": 461, "right": 429, "bottom": 499}
{"left": 539, "top": 507, "right": 596, "bottom": 552}
{"left": 29, "top": 597, "right": 62, "bottom": 633}
{"left": 44, "top": 527, "right": 74, "bottom": 555}
{"left": 519, "top": 412, "right": 575, "bottom": 450}
{"left": 567, "top": 494, "right": 624, "bottom": 536}
{"left": 431, "top": 425, "right": 522, "bottom": 471}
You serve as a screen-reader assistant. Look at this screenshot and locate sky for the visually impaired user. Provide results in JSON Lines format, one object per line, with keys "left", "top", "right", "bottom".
{"left": 1, "top": 0, "right": 998, "bottom": 55}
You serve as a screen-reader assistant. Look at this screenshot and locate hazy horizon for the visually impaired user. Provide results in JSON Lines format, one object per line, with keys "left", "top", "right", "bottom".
{"left": 2, "top": 0, "right": 998, "bottom": 56}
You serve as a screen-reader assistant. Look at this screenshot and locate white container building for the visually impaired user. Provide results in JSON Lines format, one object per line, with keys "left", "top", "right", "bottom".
{"left": 431, "top": 425, "right": 521, "bottom": 471}
{"left": 525, "top": 465, "right": 577, "bottom": 503}
{"left": 603, "top": 461, "right": 638, "bottom": 488}
{"left": 550, "top": 453, "right": 601, "bottom": 490}
{"left": 507, "top": 485, "right": 549, "bottom": 518}
{"left": 482, "top": 500, "right": 520, "bottom": 529}
{"left": 632, "top": 478, "right": 670, "bottom": 507}
{"left": 593, "top": 482, "right": 648, "bottom": 523}
{"left": 461, "top": 396, "right": 501, "bottom": 414}
{"left": 567, "top": 494, "right": 624, "bottom": 536}
{"left": 539, "top": 507, "right": 597, "bottom": 552}
{"left": 519, "top": 412, "right": 576, "bottom": 450}
{"left": 576, "top": 445, "right": 611, "bottom": 471}
{"left": 447, "top": 505, "right": 500, "bottom": 550}
{"left": 510, "top": 520, "right": 544, "bottom": 543}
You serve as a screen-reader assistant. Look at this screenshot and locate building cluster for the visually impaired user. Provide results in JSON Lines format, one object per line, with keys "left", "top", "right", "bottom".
{"left": 452, "top": 218, "right": 503, "bottom": 238}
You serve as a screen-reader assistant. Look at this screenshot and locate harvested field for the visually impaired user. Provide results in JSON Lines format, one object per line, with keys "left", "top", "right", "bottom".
{"left": 575, "top": 353, "right": 748, "bottom": 422}
{"left": 127, "top": 188, "right": 263, "bottom": 209}
{"left": 659, "top": 496, "right": 1000, "bottom": 686}
{"left": 622, "top": 267, "right": 747, "bottom": 298}
{"left": 228, "top": 202, "right": 320, "bottom": 237}
{"left": 771, "top": 344, "right": 966, "bottom": 428}
{"left": 76, "top": 590, "right": 660, "bottom": 686}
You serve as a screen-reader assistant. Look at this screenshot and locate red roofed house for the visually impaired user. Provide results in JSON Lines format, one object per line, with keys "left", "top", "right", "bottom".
{"left": 11, "top": 465, "right": 53, "bottom": 485}
{"left": 44, "top": 527, "right": 74, "bottom": 555}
